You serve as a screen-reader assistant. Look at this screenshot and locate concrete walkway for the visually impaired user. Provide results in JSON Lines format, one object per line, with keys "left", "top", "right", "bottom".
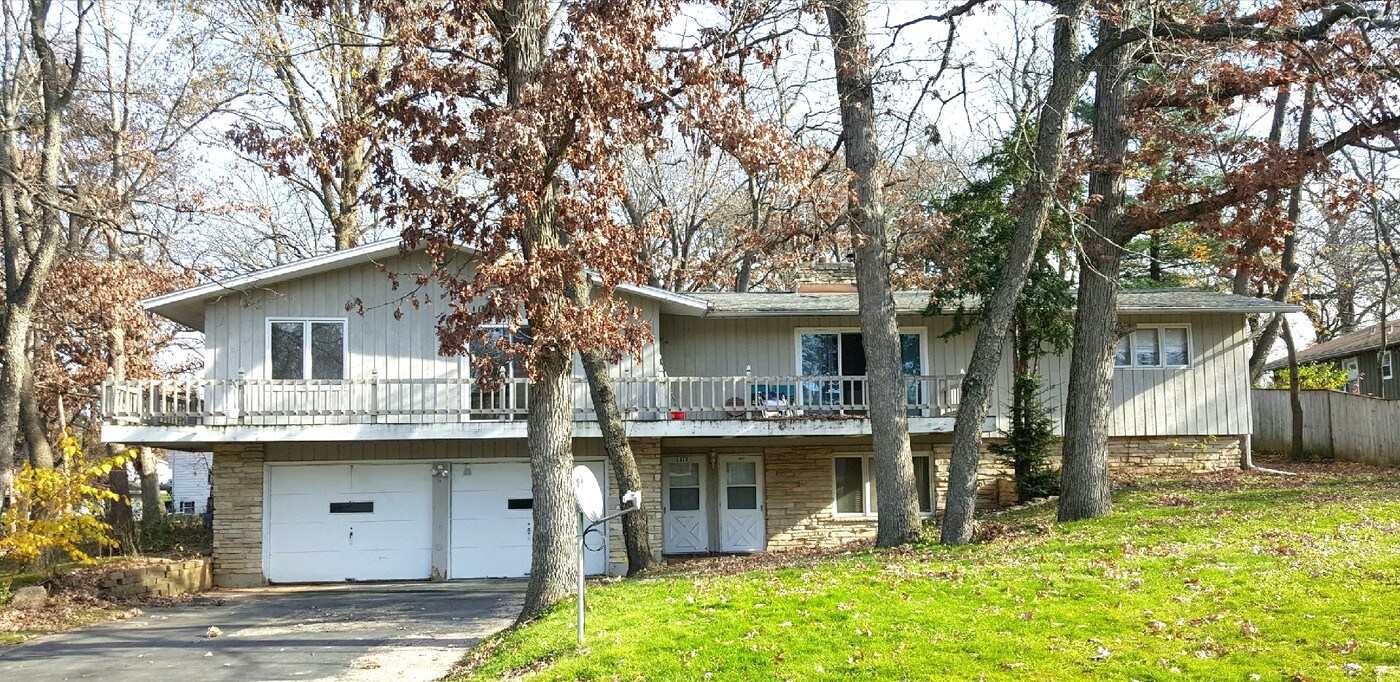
{"left": 0, "top": 580, "right": 524, "bottom": 682}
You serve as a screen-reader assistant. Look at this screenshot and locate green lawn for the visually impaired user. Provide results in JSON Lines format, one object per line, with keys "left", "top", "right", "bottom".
{"left": 455, "top": 461, "right": 1400, "bottom": 681}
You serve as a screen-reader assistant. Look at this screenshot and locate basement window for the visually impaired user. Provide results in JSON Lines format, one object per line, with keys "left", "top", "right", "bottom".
{"left": 833, "top": 455, "right": 933, "bottom": 517}
{"left": 329, "top": 501, "right": 374, "bottom": 514}
{"left": 507, "top": 498, "right": 533, "bottom": 510}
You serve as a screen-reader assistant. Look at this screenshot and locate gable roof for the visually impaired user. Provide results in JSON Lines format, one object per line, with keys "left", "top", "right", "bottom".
{"left": 1265, "top": 320, "right": 1400, "bottom": 370}
{"left": 144, "top": 239, "right": 710, "bottom": 330}
{"left": 145, "top": 242, "right": 1299, "bottom": 331}
{"left": 690, "top": 288, "right": 1301, "bottom": 318}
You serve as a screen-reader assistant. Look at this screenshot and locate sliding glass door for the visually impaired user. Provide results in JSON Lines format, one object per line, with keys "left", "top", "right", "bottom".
{"left": 798, "top": 331, "right": 923, "bottom": 412}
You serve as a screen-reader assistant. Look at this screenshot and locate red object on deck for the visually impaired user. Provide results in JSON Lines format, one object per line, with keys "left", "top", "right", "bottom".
{"left": 670, "top": 410, "right": 686, "bottom": 420}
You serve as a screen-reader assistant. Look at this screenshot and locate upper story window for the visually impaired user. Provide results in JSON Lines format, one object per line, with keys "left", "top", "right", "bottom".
{"left": 798, "top": 330, "right": 924, "bottom": 376}
{"left": 1114, "top": 325, "right": 1190, "bottom": 369}
{"left": 268, "top": 319, "right": 346, "bottom": 380}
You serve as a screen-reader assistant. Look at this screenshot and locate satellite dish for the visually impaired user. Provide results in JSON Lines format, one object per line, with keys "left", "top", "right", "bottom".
{"left": 572, "top": 465, "right": 604, "bottom": 522}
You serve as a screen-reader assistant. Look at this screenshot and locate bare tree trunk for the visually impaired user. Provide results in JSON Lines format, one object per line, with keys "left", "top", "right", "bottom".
{"left": 579, "top": 351, "right": 658, "bottom": 575}
{"left": 1058, "top": 249, "right": 1125, "bottom": 522}
{"left": 941, "top": 0, "right": 1087, "bottom": 544}
{"left": 105, "top": 454, "right": 135, "bottom": 551}
{"left": 505, "top": 0, "right": 576, "bottom": 624}
{"left": 0, "top": 0, "right": 81, "bottom": 478}
{"left": 519, "top": 346, "right": 576, "bottom": 623}
{"left": 1058, "top": 15, "right": 1135, "bottom": 523}
{"left": 825, "top": 0, "right": 920, "bottom": 547}
{"left": 563, "top": 269, "right": 659, "bottom": 575}
{"left": 1249, "top": 83, "right": 1315, "bottom": 383}
{"left": 138, "top": 446, "right": 162, "bottom": 524}
{"left": 19, "top": 361, "right": 52, "bottom": 468}
{"left": 1282, "top": 317, "right": 1305, "bottom": 461}
{"left": 104, "top": 325, "right": 135, "bottom": 544}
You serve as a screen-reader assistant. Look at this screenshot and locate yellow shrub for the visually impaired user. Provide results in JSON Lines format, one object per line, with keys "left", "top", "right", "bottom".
{"left": 0, "top": 433, "right": 132, "bottom": 568}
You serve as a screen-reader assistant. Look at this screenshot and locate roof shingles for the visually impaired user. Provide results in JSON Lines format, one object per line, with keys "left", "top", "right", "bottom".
{"left": 690, "top": 288, "right": 1300, "bottom": 317}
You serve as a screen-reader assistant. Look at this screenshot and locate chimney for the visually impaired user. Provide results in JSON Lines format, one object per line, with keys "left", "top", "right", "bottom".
{"left": 794, "top": 261, "right": 857, "bottom": 294}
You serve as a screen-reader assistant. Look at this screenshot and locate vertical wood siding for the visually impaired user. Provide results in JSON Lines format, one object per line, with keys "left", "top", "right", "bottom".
{"left": 202, "top": 252, "right": 662, "bottom": 384}
{"left": 659, "top": 312, "right": 1252, "bottom": 438}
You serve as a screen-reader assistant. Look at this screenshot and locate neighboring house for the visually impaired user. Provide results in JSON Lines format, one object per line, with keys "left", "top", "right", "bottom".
{"left": 100, "top": 239, "right": 1295, "bottom": 587}
{"left": 1265, "top": 321, "right": 1400, "bottom": 397}
{"left": 168, "top": 451, "right": 212, "bottom": 515}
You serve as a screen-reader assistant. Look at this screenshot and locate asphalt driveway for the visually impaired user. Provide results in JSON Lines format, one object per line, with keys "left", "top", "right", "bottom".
{"left": 0, "top": 580, "right": 524, "bottom": 682}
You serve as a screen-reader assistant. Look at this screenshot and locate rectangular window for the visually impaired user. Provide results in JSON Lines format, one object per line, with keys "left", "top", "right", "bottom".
{"left": 1162, "top": 327, "right": 1189, "bottom": 366}
{"left": 1383, "top": 351, "right": 1394, "bottom": 380}
{"left": 179, "top": 500, "right": 196, "bottom": 515}
{"left": 268, "top": 319, "right": 347, "bottom": 380}
{"left": 329, "top": 501, "right": 373, "bottom": 514}
{"left": 800, "top": 330, "right": 925, "bottom": 409}
{"left": 833, "top": 455, "right": 934, "bottom": 516}
{"left": 507, "top": 498, "right": 533, "bottom": 510}
{"left": 1115, "top": 325, "right": 1191, "bottom": 369}
{"left": 1134, "top": 327, "right": 1160, "bottom": 366}
{"left": 913, "top": 456, "right": 932, "bottom": 514}
{"left": 833, "top": 457, "right": 865, "bottom": 514}
{"left": 667, "top": 461, "right": 702, "bottom": 512}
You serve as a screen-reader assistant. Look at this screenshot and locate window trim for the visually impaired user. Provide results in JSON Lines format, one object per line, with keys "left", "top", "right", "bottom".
{"left": 1384, "top": 351, "right": 1394, "bottom": 380}
{"left": 793, "top": 327, "right": 929, "bottom": 376}
{"left": 265, "top": 317, "right": 349, "bottom": 380}
{"left": 1114, "top": 323, "right": 1192, "bottom": 370}
{"left": 831, "top": 453, "right": 935, "bottom": 518}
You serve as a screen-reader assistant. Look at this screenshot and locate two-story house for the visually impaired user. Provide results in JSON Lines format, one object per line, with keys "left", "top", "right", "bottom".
{"left": 101, "top": 240, "right": 1296, "bottom": 586}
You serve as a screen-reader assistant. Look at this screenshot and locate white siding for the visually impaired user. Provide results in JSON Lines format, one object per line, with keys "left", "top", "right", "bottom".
{"left": 660, "top": 312, "right": 1252, "bottom": 438}
{"left": 169, "top": 451, "right": 212, "bottom": 514}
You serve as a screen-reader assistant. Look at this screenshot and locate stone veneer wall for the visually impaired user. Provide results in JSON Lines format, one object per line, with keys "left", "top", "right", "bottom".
{"left": 211, "top": 444, "right": 266, "bottom": 587}
{"left": 764, "top": 435, "right": 1241, "bottom": 551}
{"left": 605, "top": 438, "right": 663, "bottom": 575}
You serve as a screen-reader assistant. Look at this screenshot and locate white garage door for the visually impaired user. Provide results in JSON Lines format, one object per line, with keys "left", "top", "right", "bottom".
{"left": 266, "top": 463, "right": 432, "bottom": 583}
{"left": 450, "top": 461, "right": 607, "bottom": 578}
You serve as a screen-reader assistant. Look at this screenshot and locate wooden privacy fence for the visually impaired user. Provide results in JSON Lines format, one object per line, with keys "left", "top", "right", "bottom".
{"left": 1252, "top": 389, "right": 1400, "bottom": 466}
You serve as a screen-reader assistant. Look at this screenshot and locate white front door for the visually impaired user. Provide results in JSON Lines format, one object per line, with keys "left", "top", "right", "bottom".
{"left": 662, "top": 457, "right": 708, "bottom": 553}
{"left": 718, "top": 455, "right": 765, "bottom": 552}
{"left": 265, "top": 463, "right": 433, "bottom": 583}
{"left": 450, "top": 460, "right": 607, "bottom": 578}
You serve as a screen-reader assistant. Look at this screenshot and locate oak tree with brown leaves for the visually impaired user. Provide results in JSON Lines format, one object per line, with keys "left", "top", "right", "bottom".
{"left": 361, "top": 0, "right": 793, "bottom": 620}
{"left": 1059, "top": 0, "right": 1400, "bottom": 521}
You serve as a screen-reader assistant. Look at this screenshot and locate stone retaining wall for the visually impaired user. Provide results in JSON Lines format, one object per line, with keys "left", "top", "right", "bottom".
{"left": 99, "top": 558, "right": 213, "bottom": 599}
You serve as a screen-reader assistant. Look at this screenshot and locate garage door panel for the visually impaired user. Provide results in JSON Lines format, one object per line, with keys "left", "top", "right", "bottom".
{"left": 344, "top": 520, "right": 432, "bottom": 549}
{"left": 265, "top": 463, "right": 432, "bottom": 583}
{"left": 268, "top": 491, "right": 429, "bottom": 522}
{"left": 267, "top": 522, "right": 352, "bottom": 553}
{"left": 268, "top": 550, "right": 432, "bottom": 583}
{"left": 452, "top": 545, "right": 531, "bottom": 579}
{"left": 451, "top": 490, "right": 534, "bottom": 519}
{"left": 452, "top": 462, "right": 531, "bottom": 491}
{"left": 452, "top": 517, "right": 530, "bottom": 548}
{"left": 268, "top": 464, "right": 351, "bottom": 495}
{"left": 346, "top": 464, "right": 431, "bottom": 493}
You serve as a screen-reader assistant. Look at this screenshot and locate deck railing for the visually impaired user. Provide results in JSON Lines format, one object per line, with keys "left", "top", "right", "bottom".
{"left": 101, "top": 373, "right": 962, "bottom": 427}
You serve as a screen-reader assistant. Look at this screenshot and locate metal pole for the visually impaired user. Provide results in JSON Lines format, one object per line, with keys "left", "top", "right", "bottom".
{"left": 577, "top": 513, "right": 586, "bottom": 646}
